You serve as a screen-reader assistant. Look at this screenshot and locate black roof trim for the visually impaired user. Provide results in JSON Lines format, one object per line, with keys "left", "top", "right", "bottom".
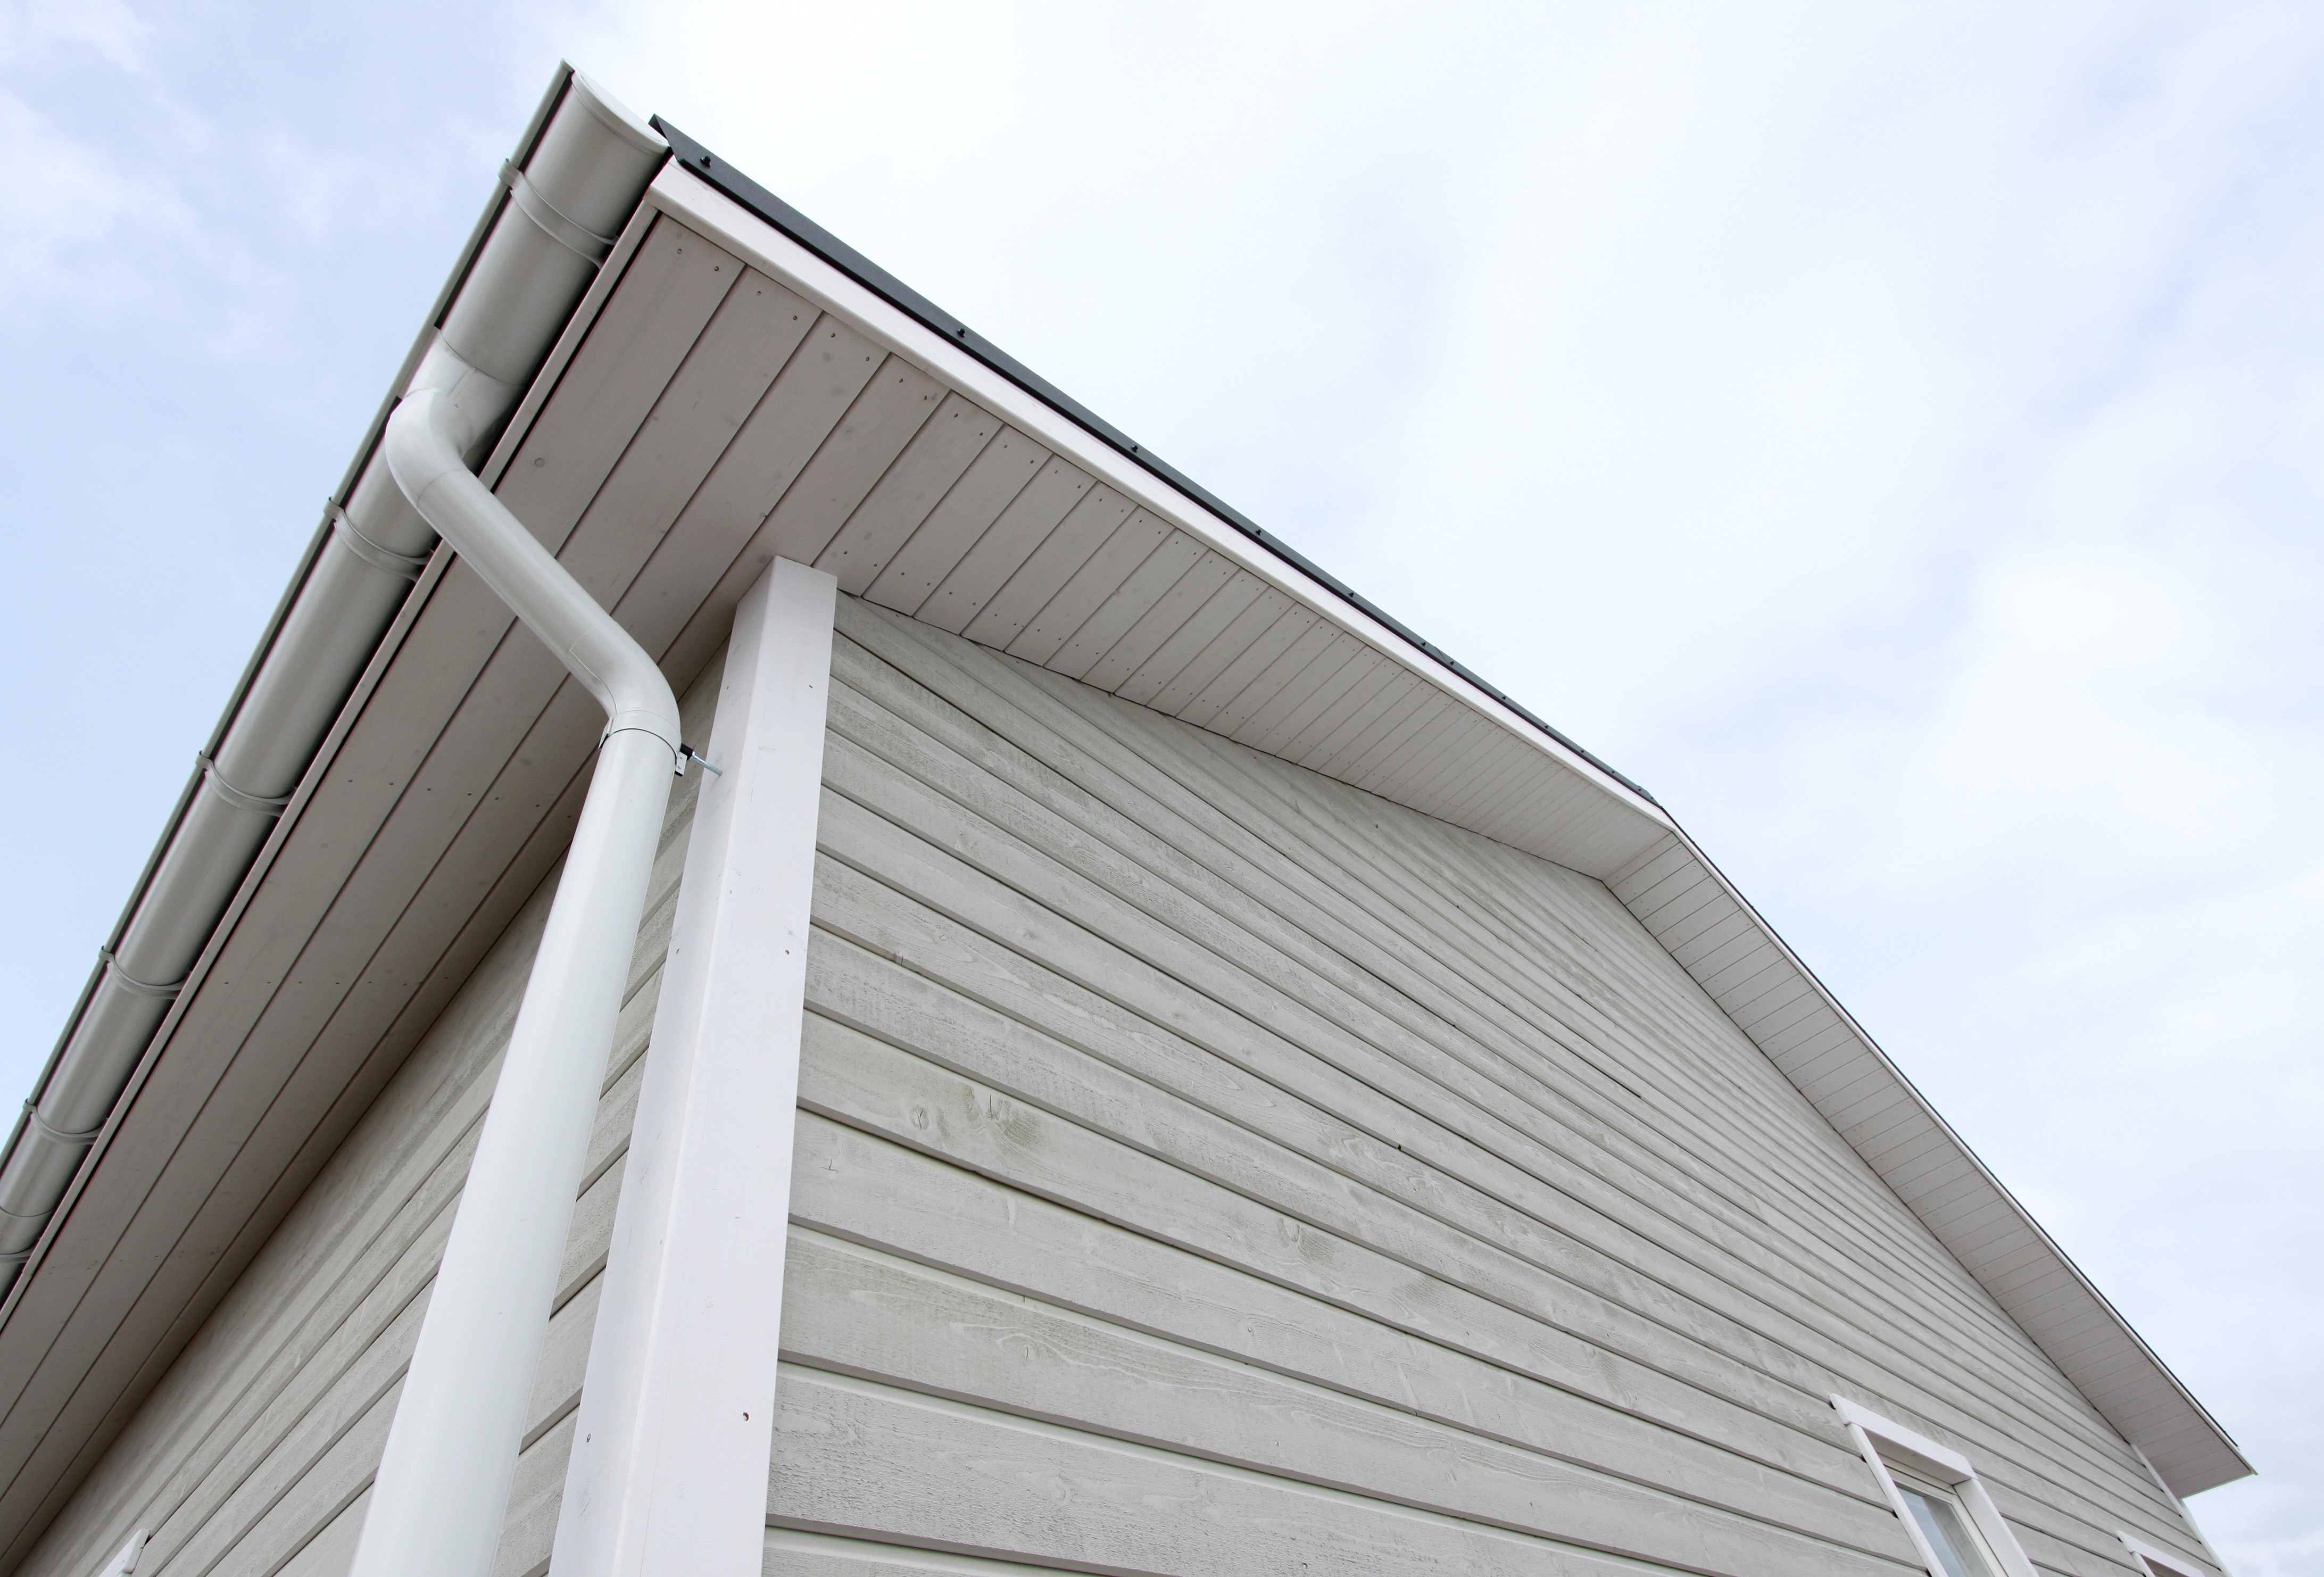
{"left": 648, "top": 118, "right": 1656, "bottom": 807}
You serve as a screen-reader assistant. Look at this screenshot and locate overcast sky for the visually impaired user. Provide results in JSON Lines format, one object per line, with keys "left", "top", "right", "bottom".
{"left": 2, "top": 2, "right": 2317, "bottom": 1570}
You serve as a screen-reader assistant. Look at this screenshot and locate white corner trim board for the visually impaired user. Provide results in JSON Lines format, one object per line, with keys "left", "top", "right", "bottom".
{"left": 1832, "top": 1397, "right": 2039, "bottom": 1577}
{"left": 553, "top": 558, "right": 839, "bottom": 1577}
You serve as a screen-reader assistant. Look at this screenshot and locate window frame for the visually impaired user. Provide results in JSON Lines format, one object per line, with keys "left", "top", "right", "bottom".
{"left": 1833, "top": 1397, "right": 2038, "bottom": 1577}
{"left": 2120, "top": 1531, "right": 2205, "bottom": 1577}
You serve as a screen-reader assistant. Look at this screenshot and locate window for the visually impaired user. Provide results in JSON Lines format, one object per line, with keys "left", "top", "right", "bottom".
{"left": 1833, "top": 1397, "right": 2036, "bottom": 1577}
{"left": 1890, "top": 1462, "right": 2007, "bottom": 1577}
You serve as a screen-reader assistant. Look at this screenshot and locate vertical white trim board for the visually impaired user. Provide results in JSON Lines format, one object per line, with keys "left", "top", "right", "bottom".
{"left": 552, "top": 558, "right": 838, "bottom": 1577}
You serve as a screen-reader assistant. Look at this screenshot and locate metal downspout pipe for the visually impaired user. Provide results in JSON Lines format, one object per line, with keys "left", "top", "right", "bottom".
{"left": 0, "top": 69, "right": 665, "bottom": 1296}
{"left": 346, "top": 379, "right": 682, "bottom": 1577}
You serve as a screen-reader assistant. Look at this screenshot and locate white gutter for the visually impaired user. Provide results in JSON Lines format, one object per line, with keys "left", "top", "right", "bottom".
{"left": 346, "top": 376, "right": 683, "bottom": 1577}
{"left": 0, "top": 67, "right": 666, "bottom": 1296}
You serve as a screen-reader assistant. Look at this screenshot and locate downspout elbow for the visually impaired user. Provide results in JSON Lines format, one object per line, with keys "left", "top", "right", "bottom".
{"left": 383, "top": 385, "right": 679, "bottom": 752}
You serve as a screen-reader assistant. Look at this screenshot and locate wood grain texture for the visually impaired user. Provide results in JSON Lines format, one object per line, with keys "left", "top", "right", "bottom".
{"left": 769, "top": 1368, "right": 1904, "bottom": 1577}
{"left": 783, "top": 598, "right": 2206, "bottom": 1577}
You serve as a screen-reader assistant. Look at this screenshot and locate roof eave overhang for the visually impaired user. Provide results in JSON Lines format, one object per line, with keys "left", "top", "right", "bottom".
{"left": 0, "top": 123, "right": 2246, "bottom": 1563}
{"left": 633, "top": 157, "right": 2248, "bottom": 1495}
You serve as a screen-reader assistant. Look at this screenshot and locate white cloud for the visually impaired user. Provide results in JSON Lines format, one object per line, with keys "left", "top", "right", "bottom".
{"left": 6, "top": 2, "right": 2316, "bottom": 1568}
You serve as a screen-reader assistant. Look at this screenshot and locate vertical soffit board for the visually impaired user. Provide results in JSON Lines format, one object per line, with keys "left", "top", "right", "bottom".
{"left": 479, "top": 138, "right": 2251, "bottom": 1499}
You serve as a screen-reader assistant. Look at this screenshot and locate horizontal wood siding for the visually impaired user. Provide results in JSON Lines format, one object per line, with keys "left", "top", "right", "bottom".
{"left": 781, "top": 596, "right": 2217, "bottom": 1577}
{"left": 13, "top": 659, "right": 728, "bottom": 1577}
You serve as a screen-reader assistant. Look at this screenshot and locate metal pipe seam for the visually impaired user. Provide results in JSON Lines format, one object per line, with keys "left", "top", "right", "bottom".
{"left": 347, "top": 356, "right": 678, "bottom": 1577}
{"left": 0, "top": 68, "right": 666, "bottom": 1290}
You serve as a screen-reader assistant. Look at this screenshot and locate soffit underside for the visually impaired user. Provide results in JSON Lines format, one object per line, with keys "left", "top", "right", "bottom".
{"left": 618, "top": 167, "right": 2245, "bottom": 1496}
{"left": 0, "top": 159, "right": 2240, "bottom": 1561}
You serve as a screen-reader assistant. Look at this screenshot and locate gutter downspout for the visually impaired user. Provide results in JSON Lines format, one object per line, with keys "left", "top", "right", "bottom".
{"left": 346, "top": 376, "right": 682, "bottom": 1577}
{"left": 0, "top": 66, "right": 666, "bottom": 1299}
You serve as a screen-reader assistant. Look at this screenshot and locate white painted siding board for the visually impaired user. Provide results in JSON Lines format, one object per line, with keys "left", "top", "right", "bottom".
{"left": 769, "top": 1370, "right": 1873, "bottom": 1577}
{"left": 557, "top": 270, "right": 817, "bottom": 594}
{"left": 1370, "top": 708, "right": 1506, "bottom": 817}
{"left": 1329, "top": 687, "right": 1447, "bottom": 787}
{"left": 777, "top": 1238, "right": 1907, "bottom": 1574}
{"left": 1099, "top": 559, "right": 1258, "bottom": 702}
{"left": 915, "top": 459, "right": 1092, "bottom": 634}
{"left": 1230, "top": 629, "right": 1363, "bottom": 750}
{"left": 958, "top": 484, "right": 1136, "bottom": 648}
{"left": 1147, "top": 587, "right": 1298, "bottom": 717}
{"left": 1076, "top": 549, "right": 1240, "bottom": 694}
{"left": 862, "top": 428, "right": 1049, "bottom": 615}
{"left": 277, "top": 1491, "right": 367, "bottom": 1577}
{"left": 776, "top": 1218, "right": 1889, "bottom": 1544}
{"left": 1607, "top": 836, "right": 1689, "bottom": 898}
{"left": 1064, "top": 738, "right": 2147, "bottom": 1505}
{"left": 1045, "top": 724, "right": 2203, "bottom": 1542}
{"left": 814, "top": 391, "right": 1000, "bottom": 594}
{"left": 1111, "top": 569, "right": 1270, "bottom": 708}
{"left": 1176, "top": 605, "right": 1323, "bottom": 729}
{"left": 662, "top": 315, "right": 886, "bottom": 569}
{"left": 801, "top": 855, "right": 1863, "bottom": 1443}
{"left": 1301, "top": 667, "right": 1429, "bottom": 776}
{"left": 789, "top": 1117, "right": 1884, "bottom": 1510}
{"left": 1006, "top": 511, "right": 1181, "bottom": 669}
{"left": 1275, "top": 648, "right": 1392, "bottom": 761}
{"left": 832, "top": 603, "right": 2194, "bottom": 1551}
{"left": 827, "top": 615, "right": 1774, "bottom": 1241}
{"left": 797, "top": 1003, "right": 1842, "bottom": 1447}
{"left": 1045, "top": 529, "right": 1210, "bottom": 682}
{"left": 1208, "top": 618, "right": 1357, "bottom": 743}
{"left": 757, "top": 356, "right": 944, "bottom": 565}
{"left": 823, "top": 618, "right": 2175, "bottom": 1551}
{"left": 804, "top": 850, "right": 1887, "bottom": 1440}
{"left": 1346, "top": 700, "right": 1469, "bottom": 798}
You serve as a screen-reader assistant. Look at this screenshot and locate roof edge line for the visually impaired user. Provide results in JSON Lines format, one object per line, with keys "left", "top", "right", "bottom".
{"left": 1661, "top": 820, "right": 2252, "bottom": 1495}
{"left": 645, "top": 117, "right": 1657, "bottom": 808}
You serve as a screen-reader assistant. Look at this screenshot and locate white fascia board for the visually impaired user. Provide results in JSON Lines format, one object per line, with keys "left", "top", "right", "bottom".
{"left": 638, "top": 164, "right": 1673, "bottom": 834}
